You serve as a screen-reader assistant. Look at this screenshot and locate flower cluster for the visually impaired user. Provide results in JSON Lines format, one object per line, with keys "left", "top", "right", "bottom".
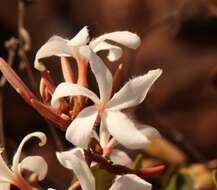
{"left": 0, "top": 26, "right": 163, "bottom": 190}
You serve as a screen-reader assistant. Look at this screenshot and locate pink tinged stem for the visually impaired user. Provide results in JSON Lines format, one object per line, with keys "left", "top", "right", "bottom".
{"left": 0, "top": 58, "right": 70, "bottom": 129}
{"left": 103, "top": 138, "right": 119, "bottom": 156}
{"left": 14, "top": 175, "right": 34, "bottom": 190}
{"left": 61, "top": 57, "right": 75, "bottom": 83}
{"left": 85, "top": 150, "right": 165, "bottom": 177}
{"left": 76, "top": 58, "right": 88, "bottom": 87}
{"left": 0, "top": 58, "right": 36, "bottom": 105}
{"left": 112, "top": 64, "right": 124, "bottom": 95}
{"left": 30, "top": 99, "right": 71, "bottom": 129}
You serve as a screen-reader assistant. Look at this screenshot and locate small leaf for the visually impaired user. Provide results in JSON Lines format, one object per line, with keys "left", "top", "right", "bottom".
{"left": 165, "top": 172, "right": 194, "bottom": 190}
{"left": 92, "top": 165, "right": 115, "bottom": 190}
{"left": 212, "top": 170, "right": 217, "bottom": 188}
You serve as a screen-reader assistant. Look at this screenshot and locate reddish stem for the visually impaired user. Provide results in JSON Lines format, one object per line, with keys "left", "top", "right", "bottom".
{"left": 30, "top": 98, "right": 71, "bottom": 129}
{"left": 0, "top": 58, "right": 36, "bottom": 105}
{"left": 14, "top": 175, "right": 33, "bottom": 190}
{"left": 84, "top": 150, "right": 165, "bottom": 178}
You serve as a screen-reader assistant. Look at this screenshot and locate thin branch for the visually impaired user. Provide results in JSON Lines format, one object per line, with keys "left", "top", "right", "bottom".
{"left": 84, "top": 150, "right": 165, "bottom": 178}
{"left": 16, "top": 0, "right": 66, "bottom": 151}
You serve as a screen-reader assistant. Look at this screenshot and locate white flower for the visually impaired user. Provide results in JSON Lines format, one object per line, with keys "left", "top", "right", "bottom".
{"left": 56, "top": 148, "right": 95, "bottom": 190}
{"left": 51, "top": 46, "right": 162, "bottom": 149}
{"left": 0, "top": 132, "right": 48, "bottom": 190}
{"left": 109, "top": 174, "right": 152, "bottom": 190}
{"left": 34, "top": 26, "right": 141, "bottom": 71}
{"left": 57, "top": 148, "right": 152, "bottom": 190}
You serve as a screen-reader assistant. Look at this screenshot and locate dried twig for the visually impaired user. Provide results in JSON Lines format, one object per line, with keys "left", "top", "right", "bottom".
{"left": 17, "top": 0, "right": 36, "bottom": 88}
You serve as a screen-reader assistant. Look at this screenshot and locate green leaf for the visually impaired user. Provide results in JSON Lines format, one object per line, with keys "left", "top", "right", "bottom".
{"left": 212, "top": 170, "right": 217, "bottom": 188}
{"left": 91, "top": 166, "right": 115, "bottom": 190}
{"left": 132, "top": 154, "right": 143, "bottom": 169}
{"left": 165, "top": 172, "right": 194, "bottom": 190}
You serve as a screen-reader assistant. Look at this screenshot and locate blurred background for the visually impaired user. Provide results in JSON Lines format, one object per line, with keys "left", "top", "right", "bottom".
{"left": 0, "top": 0, "right": 217, "bottom": 189}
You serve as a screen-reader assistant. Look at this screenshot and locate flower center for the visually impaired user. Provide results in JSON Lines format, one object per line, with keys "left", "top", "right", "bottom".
{"left": 96, "top": 102, "right": 106, "bottom": 112}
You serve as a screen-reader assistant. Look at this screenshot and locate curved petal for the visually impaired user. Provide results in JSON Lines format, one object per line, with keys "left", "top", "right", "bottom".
{"left": 90, "top": 31, "right": 141, "bottom": 50}
{"left": 0, "top": 153, "right": 14, "bottom": 183}
{"left": 19, "top": 156, "right": 48, "bottom": 181}
{"left": 109, "top": 174, "right": 152, "bottom": 190}
{"left": 67, "top": 26, "right": 90, "bottom": 46}
{"left": 12, "top": 132, "right": 47, "bottom": 172}
{"left": 139, "top": 124, "right": 161, "bottom": 140}
{"left": 108, "top": 69, "right": 162, "bottom": 111}
{"left": 65, "top": 106, "right": 98, "bottom": 148}
{"left": 93, "top": 41, "right": 123, "bottom": 62}
{"left": 56, "top": 148, "right": 95, "bottom": 190}
{"left": 0, "top": 183, "right": 10, "bottom": 190}
{"left": 79, "top": 46, "right": 113, "bottom": 102}
{"left": 51, "top": 82, "right": 100, "bottom": 108}
{"left": 110, "top": 149, "right": 132, "bottom": 167}
{"left": 102, "top": 111, "right": 149, "bottom": 149}
{"left": 34, "top": 36, "right": 74, "bottom": 71}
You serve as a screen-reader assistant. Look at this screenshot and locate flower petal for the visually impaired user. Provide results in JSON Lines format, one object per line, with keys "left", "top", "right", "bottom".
{"left": 51, "top": 82, "right": 100, "bottom": 108}
{"left": 12, "top": 132, "right": 47, "bottom": 172}
{"left": 65, "top": 106, "right": 98, "bottom": 148}
{"left": 19, "top": 156, "right": 48, "bottom": 181}
{"left": 0, "top": 153, "right": 13, "bottom": 183}
{"left": 56, "top": 148, "right": 95, "bottom": 190}
{"left": 67, "top": 26, "right": 90, "bottom": 46}
{"left": 139, "top": 124, "right": 161, "bottom": 140}
{"left": 108, "top": 69, "right": 162, "bottom": 111}
{"left": 34, "top": 36, "right": 73, "bottom": 71}
{"left": 102, "top": 111, "right": 149, "bottom": 149}
{"left": 99, "top": 119, "right": 110, "bottom": 148}
{"left": 109, "top": 174, "right": 152, "bottom": 190}
{"left": 0, "top": 183, "right": 10, "bottom": 190}
{"left": 93, "top": 41, "right": 123, "bottom": 62}
{"left": 90, "top": 31, "right": 141, "bottom": 50}
{"left": 79, "top": 46, "right": 113, "bottom": 102}
{"left": 110, "top": 149, "right": 132, "bottom": 167}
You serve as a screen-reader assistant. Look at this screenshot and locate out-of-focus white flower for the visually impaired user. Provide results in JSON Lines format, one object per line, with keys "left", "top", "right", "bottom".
{"left": 34, "top": 26, "right": 141, "bottom": 71}
{"left": 57, "top": 149, "right": 152, "bottom": 190}
{"left": 51, "top": 46, "right": 162, "bottom": 149}
{"left": 0, "top": 132, "right": 48, "bottom": 190}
